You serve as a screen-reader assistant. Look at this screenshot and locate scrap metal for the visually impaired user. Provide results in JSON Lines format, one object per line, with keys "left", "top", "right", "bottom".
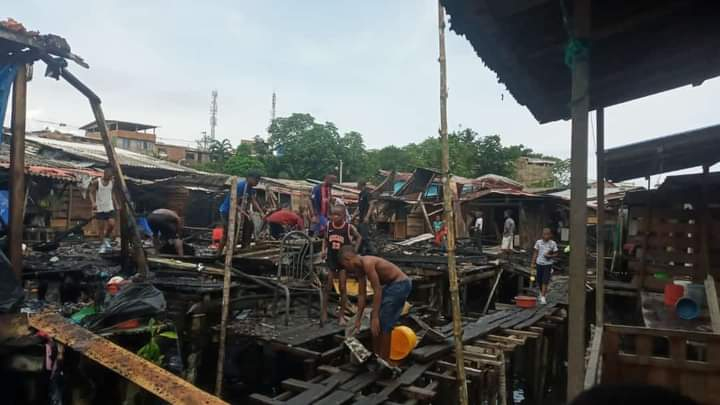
{"left": 28, "top": 312, "right": 228, "bottom": 405}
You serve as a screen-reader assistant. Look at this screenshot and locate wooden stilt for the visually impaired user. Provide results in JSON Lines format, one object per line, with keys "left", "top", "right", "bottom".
{"left": 216, "top": 176, "right": 239, "bottom": 396}
{"left": 567, "top": 0, "right": 591, "bottom": 400}
{"left": 65, "top": 185, "right": 73, "bottom": 231}
{"left": 596, "top": 108, "right": 605, "bottom": 326}
{"left": 438, "top": 2, "right": 469, "bottom": 404}
{"left": 8, "top": 64, "right": 27, "bottom": 281}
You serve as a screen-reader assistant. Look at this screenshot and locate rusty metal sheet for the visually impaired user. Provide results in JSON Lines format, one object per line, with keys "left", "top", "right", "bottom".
{"left": 29, "top": 312, "right": 228, "bottom": 405}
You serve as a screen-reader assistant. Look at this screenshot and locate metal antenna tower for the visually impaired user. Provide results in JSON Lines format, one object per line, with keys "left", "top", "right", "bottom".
{"left": 210, "top": 89, "right": 218, "bottom": 140}
{"left": 268, "top": 91, "right": 276, "bottom": 135}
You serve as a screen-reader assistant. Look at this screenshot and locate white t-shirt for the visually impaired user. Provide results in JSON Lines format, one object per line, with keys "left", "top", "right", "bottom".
{"left": 96, "top": 179, "right": 114, "bottom": 213}
{"left": 474, "top": 217, "right": 483, "bottom": 232}
{"left": 534, "top": 239, "right": 558, "bottom": 266}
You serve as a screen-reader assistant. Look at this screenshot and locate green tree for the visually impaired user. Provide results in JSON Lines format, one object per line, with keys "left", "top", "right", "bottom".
{"left": 209, "top": 138, "right": 233, "bottom": 163}
{"left": 366, "top": 146, "right": 414, "bottom": 173}
{"left": 267, "top": 113, "right": 344, "bottom": 180}
{"left": 223, "top": 153, "right": 266, "bottom": 176}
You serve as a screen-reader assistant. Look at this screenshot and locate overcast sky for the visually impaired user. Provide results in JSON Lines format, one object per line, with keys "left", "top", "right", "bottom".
{"left": 5, "top": 1, "right": 720, "bottom": 182}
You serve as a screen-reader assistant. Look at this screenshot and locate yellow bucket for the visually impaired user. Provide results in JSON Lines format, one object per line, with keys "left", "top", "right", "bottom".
{"left": 390, "top": 325, "right": 417, "bottom": 361}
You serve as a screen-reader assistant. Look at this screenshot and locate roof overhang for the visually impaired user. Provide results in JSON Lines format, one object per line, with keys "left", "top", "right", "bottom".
{"left": 604, "top": 124, "right": 720, "bottom": 181}
{"left": 441, "top": 0, "right": 720, "bottom": 123}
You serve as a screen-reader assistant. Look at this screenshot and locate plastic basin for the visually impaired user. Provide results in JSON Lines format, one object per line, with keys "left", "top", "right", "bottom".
{"left": 676, "top": 297, "right": 700, "bottom": 320}
{"left": 515, "top": 295, "right": 537, "bottom": 309}
{"left": 390, "top": 326, "right": 417, "bottom": 361}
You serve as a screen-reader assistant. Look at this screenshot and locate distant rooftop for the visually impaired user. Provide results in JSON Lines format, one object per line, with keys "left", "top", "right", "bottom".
{"left": 80, "top": 120, "right": 157, "bottom": 132}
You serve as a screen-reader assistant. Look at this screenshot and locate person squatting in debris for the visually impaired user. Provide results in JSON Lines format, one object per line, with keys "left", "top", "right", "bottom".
{"left": 339, "top": 246, "right": 411, "bottom": 361}
{"left": 531, "top": 227, "right": 559, "bottom": 305}
{"left": 89, "top": 167, "right": 118, "bottom": 253}
{"left": 321, "top": 205, "right": 361, "bottom": 326}
{"left": 147, "top": 208, "right": 184, "bottom": 256}
{"left": 502, "top": 209, "right": 516, "bottom": 252}
{"left": 264, "top": 206, "right": 305, "bottom": 239}
{"left": 218, "top": 171, "right": 263, "bottom": 252}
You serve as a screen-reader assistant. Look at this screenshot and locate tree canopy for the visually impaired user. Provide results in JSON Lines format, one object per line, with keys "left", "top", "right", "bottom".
{"left": 194, "top": 112, "right": 565, "bottom": 186}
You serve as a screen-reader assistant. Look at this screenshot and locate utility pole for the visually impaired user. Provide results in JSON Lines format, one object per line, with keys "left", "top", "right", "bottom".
{"left": 438, "top": 3, "right": 469, "bottom": 405}
{"left": 210, "top": 89, "right": 218, "bottom": 140}
{"left": 339, "top": 160, "right": 343, "bottom": 184}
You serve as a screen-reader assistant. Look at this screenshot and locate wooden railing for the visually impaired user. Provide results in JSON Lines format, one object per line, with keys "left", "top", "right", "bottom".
{"left": 602, "top": 324, "right": 720, "bottom": 404}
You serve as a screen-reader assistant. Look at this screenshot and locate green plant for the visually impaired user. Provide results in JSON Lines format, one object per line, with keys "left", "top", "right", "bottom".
{"left": 136, "top": 318, "right": 178, "bottom": 365}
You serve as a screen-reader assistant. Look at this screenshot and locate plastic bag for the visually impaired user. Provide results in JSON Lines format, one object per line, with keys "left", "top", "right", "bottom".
{"left": 83, "top": 283, "right": 166, "bottom": 330}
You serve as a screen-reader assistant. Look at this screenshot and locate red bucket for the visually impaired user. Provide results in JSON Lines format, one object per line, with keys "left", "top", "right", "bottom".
{"left": 212, "top": 227, "right": 224, "bottom": 243}
{"left": 664, "top": 283, "right": 684, "bottom": 306}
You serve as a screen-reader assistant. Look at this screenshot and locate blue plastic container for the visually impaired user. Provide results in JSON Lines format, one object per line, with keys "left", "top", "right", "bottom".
{"left": 686, "top": 284, "right": 706, "bottom": 307}
{"left": 676, "top": 297, "right": 700, "bottom": 320}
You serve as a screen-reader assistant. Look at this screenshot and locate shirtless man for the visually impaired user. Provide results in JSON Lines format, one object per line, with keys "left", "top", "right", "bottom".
{"left": 147, "top": 208, "right": 184, "bottom": 256}
{"left": 338, "top": 246, "right": 411, "bottom": 361}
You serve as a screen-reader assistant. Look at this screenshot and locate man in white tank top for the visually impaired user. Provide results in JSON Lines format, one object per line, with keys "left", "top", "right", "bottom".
{"left": 90, "top": 168, "right": 117, "bottom": 253}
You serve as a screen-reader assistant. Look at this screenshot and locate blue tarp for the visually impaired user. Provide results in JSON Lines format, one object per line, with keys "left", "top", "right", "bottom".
{"left": 0, "top": 190, "right": 8, "bottom": 228}
{"left": 0, "top": 65, "right": 18, "bottom": 126}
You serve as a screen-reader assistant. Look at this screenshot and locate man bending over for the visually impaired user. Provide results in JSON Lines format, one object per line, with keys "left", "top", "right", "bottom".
{"left": 147, "top": 208, "right": 184, "bottom": 256}
{"left": 339, "top": 246, "right": 411, "bottom": 361}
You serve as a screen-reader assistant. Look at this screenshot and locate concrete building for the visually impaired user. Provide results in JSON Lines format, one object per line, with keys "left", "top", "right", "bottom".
{"left": 515, "top": 156, "right": 556, "bottom": 187}
{"left": 81, "top": 120, "right": 209, "bottom": 165}
{"left": 156, "top": 143, "right": 209, "bottom": 165}
{"left": 82, "top": 120, "right": 157, "bottom": 154}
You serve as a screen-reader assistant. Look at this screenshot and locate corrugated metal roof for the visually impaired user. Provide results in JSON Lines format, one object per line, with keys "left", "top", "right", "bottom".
{"left": 461, "top": 188, "right": 545, "bottom": 201}
{"left": 26, "top": 135, "right": 201, "bottom": 174}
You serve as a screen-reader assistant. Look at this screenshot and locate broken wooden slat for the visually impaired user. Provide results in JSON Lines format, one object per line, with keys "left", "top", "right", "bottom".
{"left": 314, "top": 390, "right": 356, "bottom": 405}
{"left": 412, "top": 308, "right": 521, "bottom": 362}
{"left": 285, "top": 371, "right": 355, "bottom": 405}
{"left": 28, "top": 312, "right": 227, "bottom": 405}
{"left": 583, "top": 325, "right": 603, "bottom": 389}
{"left": 352, "top": 363, "right": 433, "bottom": 405}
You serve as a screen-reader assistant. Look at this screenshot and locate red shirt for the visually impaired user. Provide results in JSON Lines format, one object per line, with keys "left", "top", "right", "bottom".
{"left": 266, "top": 210, "right": 304, "bottom": 228}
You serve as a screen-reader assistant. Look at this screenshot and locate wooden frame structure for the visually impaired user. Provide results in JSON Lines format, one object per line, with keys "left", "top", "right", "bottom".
{"left": 439, "top": 0, "right": 720, "bottom": 399}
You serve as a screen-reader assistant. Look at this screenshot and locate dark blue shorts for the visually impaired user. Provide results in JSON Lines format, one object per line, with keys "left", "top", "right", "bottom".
{"left": 379, "top": 278, "right": 412, "bottom": 333}
{"left": 95, "top": 211, "right": 115, "bottom": 220}
{"left": 536, "top": 264, "right": 552, "bottom": 285}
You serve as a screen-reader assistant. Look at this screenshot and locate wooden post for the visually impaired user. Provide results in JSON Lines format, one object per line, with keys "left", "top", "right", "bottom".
{"left": 216, "top": 176, "right": 239, "bottom": 397}
{"left": 595, "top": 107, "right": 605, "bottom": 327}
{"left": 567, "top": 0, "right": 591, "bottom": 400}
{"left": 119, "top": 201, "right": 130, "bottom": 272}
{"left": 49, "top": 63, "right": 148, "bottom": 276}
{"left": 65, "top": 185, "right": 74, "bottom": 231}
{"left": 482, "top": 268, "right": 504, "bottom": 315}
{"left": 699, "top": 166, "right": 720, "bottom": 333}
{"left": 438, "top": 3, "right": 469, "bottom": 404}
{"left": 8, "top": 64, "right": 27, "bottom": 281}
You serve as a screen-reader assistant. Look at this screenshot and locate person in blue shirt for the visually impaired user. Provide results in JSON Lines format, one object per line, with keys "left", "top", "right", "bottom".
{"left": 218, "top": 171, "right": 263, "bottom": 252}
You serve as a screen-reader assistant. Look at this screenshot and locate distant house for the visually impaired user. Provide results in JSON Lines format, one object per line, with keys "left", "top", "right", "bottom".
{"left": 515, "top": 156, "right": 556, "bottom": 186}
{"left": 156, "top": 143, "right": 209, "bottom": 165}
{"left": 82, "top": 120, "right": 157, "bottom": 154}
{"left": 81, "top": 120, "right": 208, "bottom": 165}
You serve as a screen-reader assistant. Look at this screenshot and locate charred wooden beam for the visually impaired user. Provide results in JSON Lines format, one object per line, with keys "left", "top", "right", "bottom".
{"left": 28, "top": 312, "right": 227, "bottom": 405}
